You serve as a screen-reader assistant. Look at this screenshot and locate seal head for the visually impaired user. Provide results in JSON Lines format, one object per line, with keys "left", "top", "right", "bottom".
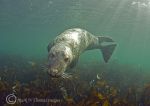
{"left": 47, "top": 43, "right": 73, "bottom": 78}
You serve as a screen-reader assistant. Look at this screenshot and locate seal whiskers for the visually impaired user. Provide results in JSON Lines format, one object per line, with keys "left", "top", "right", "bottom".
{"left": 62, "top": 73, "right": 72, "bottom": 79}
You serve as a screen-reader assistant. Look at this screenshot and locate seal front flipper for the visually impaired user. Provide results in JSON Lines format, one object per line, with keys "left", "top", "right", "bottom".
{"left": 101, "top": 43, "right": 116, "bottom": 62}
{"left": 47, "top": 42, "right": 53, "bottom": 52}
{"left": 69, "top": 58, "right": 78, "bottom": 68}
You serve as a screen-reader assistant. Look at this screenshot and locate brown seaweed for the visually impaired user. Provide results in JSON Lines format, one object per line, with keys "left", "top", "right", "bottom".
{"left": 0, "top": 55, "right": 150, "bottom": 106}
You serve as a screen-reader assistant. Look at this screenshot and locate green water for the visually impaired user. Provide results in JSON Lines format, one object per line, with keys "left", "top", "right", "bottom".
{"left": 0, "top": 0, "right": 150, "bottom": 70}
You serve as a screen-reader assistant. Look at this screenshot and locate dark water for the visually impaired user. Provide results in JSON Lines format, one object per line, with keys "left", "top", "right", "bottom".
{"left": 0, "top": 0, "right": 150, "bottom": 105}
{"left": 1, "top": 0, "right": 150, "bottom": 69}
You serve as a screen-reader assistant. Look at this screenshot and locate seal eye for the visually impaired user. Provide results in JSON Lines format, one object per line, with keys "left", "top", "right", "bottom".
{"left": 64, "top": 57, "right": 69, "bottom": 62}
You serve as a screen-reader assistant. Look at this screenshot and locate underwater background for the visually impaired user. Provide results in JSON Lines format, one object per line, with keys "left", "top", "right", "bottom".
{"left": 0, "top": 0, "right": 150, "bottom": 106}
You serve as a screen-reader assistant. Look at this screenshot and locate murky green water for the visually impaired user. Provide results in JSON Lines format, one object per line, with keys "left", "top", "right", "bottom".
{"left": 0, "top": 0, "right": 150, "bottom": 70}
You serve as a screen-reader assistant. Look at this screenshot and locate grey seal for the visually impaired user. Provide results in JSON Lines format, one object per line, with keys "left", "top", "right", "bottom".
{"left": 47, "top": 28, "right": 116, "bottom": 78}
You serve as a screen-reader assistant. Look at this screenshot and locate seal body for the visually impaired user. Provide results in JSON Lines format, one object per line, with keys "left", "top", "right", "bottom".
{"left": 47, "top": 28, "right": 116, "bottom": 78}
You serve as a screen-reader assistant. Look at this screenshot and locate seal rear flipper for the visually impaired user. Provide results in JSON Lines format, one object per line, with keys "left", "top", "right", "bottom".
{"left": 101, "top": 43, "right": 116, "bottom": 62}
{"left": 98, "top": 36, "right": 114, "bottom": 43}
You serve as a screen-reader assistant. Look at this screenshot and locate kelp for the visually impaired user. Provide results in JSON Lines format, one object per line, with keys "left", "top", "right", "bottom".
{"left": 0, "top": 55, "right": 150, "bottom": 106}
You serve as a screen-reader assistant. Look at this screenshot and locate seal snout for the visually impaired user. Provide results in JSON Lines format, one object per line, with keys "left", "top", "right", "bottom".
{"left": 48, "top": 69, "right": 60, "bottom": 77}
{"left": 51, "top": 69, "right": 58, "bottom": 75}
